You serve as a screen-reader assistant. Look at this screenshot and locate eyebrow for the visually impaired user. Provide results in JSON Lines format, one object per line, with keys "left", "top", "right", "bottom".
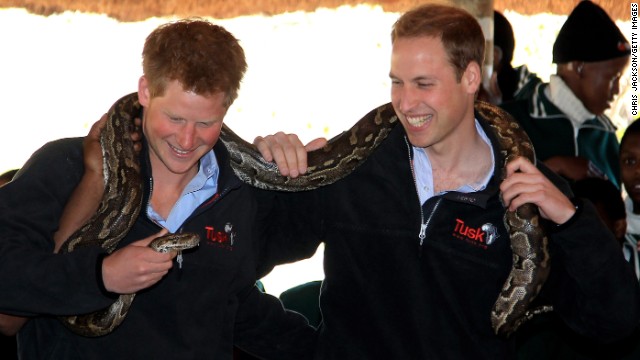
{"left": 389, "top": 73, "right": 436, "bottom": 82}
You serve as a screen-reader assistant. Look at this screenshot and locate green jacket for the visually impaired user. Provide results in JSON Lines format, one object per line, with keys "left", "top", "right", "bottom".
{"left": 513, "top": 65, "right": 542, "bottom": 101}
{"left": 501, "top": 82, "right": 621, "bottom": 188}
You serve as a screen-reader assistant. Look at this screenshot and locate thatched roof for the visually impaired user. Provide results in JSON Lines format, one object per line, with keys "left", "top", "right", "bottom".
{"left": 0, "top": 0, "right": 629, "bottom": 22}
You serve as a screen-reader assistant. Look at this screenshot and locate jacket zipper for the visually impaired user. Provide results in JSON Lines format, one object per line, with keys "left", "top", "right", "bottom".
{"left": 405, "top": 137, "right": 442, "bottom": 257}
{"left": 147, "top": 175, "right": 187, "bottom": 272}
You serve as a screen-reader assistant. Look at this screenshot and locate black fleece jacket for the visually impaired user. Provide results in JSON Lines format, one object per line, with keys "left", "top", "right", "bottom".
{"left": 0, "top": 135, "right": 315, "bottom": 359}
{"left": 259, "top": 104, "right": 640, "bottom": 360}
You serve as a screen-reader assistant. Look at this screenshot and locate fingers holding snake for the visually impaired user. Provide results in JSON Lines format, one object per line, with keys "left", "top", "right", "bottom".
{"left": 101, "top": 230, "right": 176, "bottom": 294}
{"left": 253, "top": 133, "right": 329, "bottom": 178}
{"left": 500, "top": 157, "right": 576, "bottom": 225}
{"left": 253, "top": 132, "right": 312, "bottom": 177}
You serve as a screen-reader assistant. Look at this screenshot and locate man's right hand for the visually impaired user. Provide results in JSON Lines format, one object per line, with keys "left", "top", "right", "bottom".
{"left": 253, "top": 132, "right": 326, "bottom": 178}
{"left": 101, "top": 230, "right": 178, "bottom": 294}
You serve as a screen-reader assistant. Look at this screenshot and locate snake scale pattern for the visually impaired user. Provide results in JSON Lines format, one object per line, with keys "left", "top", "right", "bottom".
{"left": 475, "top": 101, "right": 551, "bottom": 336}
{"left": 60, "top": 93, "right": 549, "bottom": 337}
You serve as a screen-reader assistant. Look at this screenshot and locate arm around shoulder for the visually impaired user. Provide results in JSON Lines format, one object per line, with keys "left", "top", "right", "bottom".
{"left": 0, "top": 138, "right": 116, "bottom": 316}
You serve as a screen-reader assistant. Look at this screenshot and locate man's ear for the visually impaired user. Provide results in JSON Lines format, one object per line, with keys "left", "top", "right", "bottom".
{"left": 462, "top": 61, "right": 482, "bottom": 95}
{"left": 138, "top": 76, "right": 151, "bottom": 107}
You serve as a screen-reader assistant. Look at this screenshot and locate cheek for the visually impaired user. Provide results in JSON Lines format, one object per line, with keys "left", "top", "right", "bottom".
{"left": 589, "top": 77, "right": 612, "bottom": 98}
{"left": 143, "top": 110, "right": 171, "bottom": 136}
{"left": 198, "top": 126, "right": 222, "bottom": 147}
{"left": 390, "top": 87, "right": 399, "bottom": 103}
{"left": 146, "top": 120, "right": 173, "bottom": 140}
{"left": 580, "top": 79, "right": 609, "bottom": 112}
{"left": 622, "top": 164, "right": 638, "bottom": 178}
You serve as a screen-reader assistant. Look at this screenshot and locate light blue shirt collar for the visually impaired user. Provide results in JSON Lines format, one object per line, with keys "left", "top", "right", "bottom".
{"left": 413, "top": 119, "right": 494, "bottom": 205}
{"left": 147, "top": 150, "right": 219, "bottom": 232}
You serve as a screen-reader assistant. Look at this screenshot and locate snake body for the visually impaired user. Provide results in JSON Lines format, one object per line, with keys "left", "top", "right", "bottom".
{"left": 220, "top": 102, "right": 400, "bottom": 191}
{"left": 475, "top": 101, "right": 551, "bottom": 336}
{"left": 58, "top": 93, "right": 200, "bottom": 337}
{"left": 61, "top": 93, "right": 548, "bottom": 337}
{"left": 224, "top": 98, "right": 550, "bottom": 336}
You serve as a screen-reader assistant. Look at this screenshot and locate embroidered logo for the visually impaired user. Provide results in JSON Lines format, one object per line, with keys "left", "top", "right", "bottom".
{"left": 453, "top": 218, "right": 498, "bottom": 249}
{"left": 481, "top": 223, "right": 500, "bottom": 245}
{"left": 204, "top": 222, "right": 236, "bottom": 250}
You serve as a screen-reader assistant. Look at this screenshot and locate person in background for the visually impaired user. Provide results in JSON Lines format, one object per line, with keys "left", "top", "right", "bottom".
{"left": 620, "top": 119, "right": 640, "bottom": 281}
{"left": 479, "top": 10, "right": 540, "bottom": 105}
{"left": 0, "top": 18, "right": 316, "bottom": 359}
{"left": 482, "top": 10, "right": 522, "bottom": 105}
{"left": 571, "top": 177, "right": 627, "bottom": 244}
{"left": 253, "top": 3, "right": 640, "bottom": 359}
{"left": 501, "top": 0, "right": 630, "bottom": 189}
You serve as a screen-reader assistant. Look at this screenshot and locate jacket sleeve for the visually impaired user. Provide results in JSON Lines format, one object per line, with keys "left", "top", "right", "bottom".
{"left": 545, "top": 198, "right": 640, "bottom": 342}
{"left": 0, "top": 138, "right": 116, "bottom": 316}
{"left": 233, "top": 283, "right": 317, "bottom": 360}
{"left": 253, "top": 188, "right": 324, "bottom": 278}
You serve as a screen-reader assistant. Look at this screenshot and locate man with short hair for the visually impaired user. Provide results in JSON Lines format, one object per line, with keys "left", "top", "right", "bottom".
{"left": 0, "top": 18, "right": 315, "bottom": 359}
{"left": 255, "top": 3, "right": 640, "bottom": 359}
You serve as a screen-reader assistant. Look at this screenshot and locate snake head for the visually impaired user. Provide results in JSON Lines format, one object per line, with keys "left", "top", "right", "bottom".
{"left": 149, "top": 232, "right": 201, "bottom": 253}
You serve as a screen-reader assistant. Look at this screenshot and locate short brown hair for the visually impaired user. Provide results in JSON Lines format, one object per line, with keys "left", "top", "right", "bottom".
{"left": 142, "top": 18, "right": 247, "bottom": 107}
{"left": 391, "top": 3, "right": 485, "bottom": 81}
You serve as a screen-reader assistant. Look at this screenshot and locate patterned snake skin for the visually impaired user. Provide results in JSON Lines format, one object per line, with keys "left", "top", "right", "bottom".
{"left": 60, "top": 93, "right": 548, "bottom": 337}
{"left": 226, "top": 98, "right": 551, "bottom": 337}
{"left": 474, "top": 101, "right": 551, "bottom": 336}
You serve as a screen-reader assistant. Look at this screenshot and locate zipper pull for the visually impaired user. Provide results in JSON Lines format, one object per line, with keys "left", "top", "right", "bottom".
{"left": 176, "top": 251, "right": 184, "bottom": 269}
{"left": 176, "top": 250, "right": 185, "bottom": 281}
{"left": 418, "top": 223, "right": 427, "bottom": 257}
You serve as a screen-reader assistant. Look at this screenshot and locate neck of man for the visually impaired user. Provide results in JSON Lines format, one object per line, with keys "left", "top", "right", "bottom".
{"left": 425, "top": 123, "right": 492, "bottom": 194}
